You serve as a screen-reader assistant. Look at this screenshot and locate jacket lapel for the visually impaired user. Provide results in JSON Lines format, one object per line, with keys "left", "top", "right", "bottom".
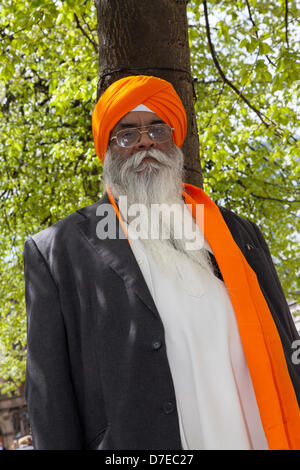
{"left": 75, "top": 193, "right": 160, "bottom": 319}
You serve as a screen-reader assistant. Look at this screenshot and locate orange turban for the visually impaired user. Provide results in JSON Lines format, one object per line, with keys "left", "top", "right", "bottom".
{"left": 92, "top": 75, "right": 187, "bottom": 162}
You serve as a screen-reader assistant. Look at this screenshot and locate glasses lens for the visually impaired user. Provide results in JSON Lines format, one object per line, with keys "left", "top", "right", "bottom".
{"left": 149, "top": 124, "right": 171, "bottom": 143}
{"left": 117, "top": 129, "right": 140, "bottom": 147}
{"left": 116, "top": 124, "right": 172, "bottom": 148}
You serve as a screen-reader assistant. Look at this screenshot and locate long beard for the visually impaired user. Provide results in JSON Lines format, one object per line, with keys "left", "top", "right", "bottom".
{"left": 103, "top": 145, "right": 183, "bottom": 207}
{"left": 103, "top": 145, "right": 214, "bottom": 274}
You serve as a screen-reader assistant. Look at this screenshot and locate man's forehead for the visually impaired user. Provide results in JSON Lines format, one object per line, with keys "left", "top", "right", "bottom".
{"left": 114, "top": 111, "right": 166, "bottom": 129}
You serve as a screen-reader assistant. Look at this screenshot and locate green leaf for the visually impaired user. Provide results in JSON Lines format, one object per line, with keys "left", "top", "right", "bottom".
{"left": 259, "top": 42, "right": 272, "bottom": 54}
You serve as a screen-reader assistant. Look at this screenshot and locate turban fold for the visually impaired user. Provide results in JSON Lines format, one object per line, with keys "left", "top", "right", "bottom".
{"left": 92, "top": 75, "right": 187, "bottom": 162}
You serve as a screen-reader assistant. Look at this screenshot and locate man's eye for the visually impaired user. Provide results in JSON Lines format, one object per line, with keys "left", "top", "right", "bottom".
{"left": 120, "top": 130, "right": 136, "bottom": 141}
{"left": 151, "top": 126, "right": 164, "bottom": 135}
{"left": 150, "top": 125, "right": 168, "bottom": 139}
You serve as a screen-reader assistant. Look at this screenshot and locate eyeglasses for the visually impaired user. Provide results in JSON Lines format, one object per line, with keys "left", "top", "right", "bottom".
{"left": 110, "top": 124, "right": 174, "bottom": 148}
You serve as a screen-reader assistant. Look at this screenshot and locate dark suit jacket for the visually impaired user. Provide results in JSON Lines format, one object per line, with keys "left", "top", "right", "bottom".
{"left": 23, "top": 192, "right": 300, "bottom": 450}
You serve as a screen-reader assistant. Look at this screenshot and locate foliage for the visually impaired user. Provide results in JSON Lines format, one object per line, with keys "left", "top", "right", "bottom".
{"left": 187, "top": 0, "right": 299, "bottom": 298}
{"left": 0, "top": 0, "right": 99, "bottom": 395}
{"left": 0, "top": 0, "right": 299, "bottom": 394}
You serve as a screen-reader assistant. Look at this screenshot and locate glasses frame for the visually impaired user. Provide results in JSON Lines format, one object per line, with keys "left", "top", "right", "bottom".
{"left": 110, "top": 123, "right": 174, "bottom": 148}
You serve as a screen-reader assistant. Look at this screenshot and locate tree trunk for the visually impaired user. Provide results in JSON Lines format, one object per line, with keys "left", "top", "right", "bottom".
{"left": 94, "top": 0, "right": 202, "bottom": 187}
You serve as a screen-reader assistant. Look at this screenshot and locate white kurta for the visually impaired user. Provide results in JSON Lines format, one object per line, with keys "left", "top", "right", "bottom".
{"left": 127, "top": 229, "right": 269, "bottom": 450}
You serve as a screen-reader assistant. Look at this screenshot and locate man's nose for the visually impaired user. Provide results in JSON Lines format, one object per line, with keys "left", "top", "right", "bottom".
{"left": 136, "top": 131, "right": 155, "bottom": 149}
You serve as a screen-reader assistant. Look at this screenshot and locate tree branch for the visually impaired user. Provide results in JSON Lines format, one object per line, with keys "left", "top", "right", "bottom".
{"left": 81, "top": 12, "right": 96, "bottom": 37}
{"left": 245, "top": 0, "right": 276, "bottom": 66}
{"left": 236, "top": 179, "right": 300, "bottom": 204}
{"left": 252, "top": 193, "right": 300, "bottom": 204}
{"left": 284, "top": 0, "right": 290, "bottom": 48}
{"left": 202, "top": 0, "right": 284, "bottom": 137}
{"left": 74, "top": 13, "right": 98, "bottom": 52}
{"left": 202, "top": 82, "right": 225, "bottom": 129}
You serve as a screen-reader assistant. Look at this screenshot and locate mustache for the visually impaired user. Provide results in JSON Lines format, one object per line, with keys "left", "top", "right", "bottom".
{"left": 129, "top": 149, "right": 174, "bottom": 171}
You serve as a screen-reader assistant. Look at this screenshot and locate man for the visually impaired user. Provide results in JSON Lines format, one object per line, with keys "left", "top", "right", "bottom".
{"left": 16, "top": 435, "right": 34, "bottom": 450}
{"left": 24, "top": 75, "right": 300, "bottom": 450}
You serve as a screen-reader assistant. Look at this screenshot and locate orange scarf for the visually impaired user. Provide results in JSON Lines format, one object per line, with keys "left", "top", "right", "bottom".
{"left": 107, "top": 183, "right": 300, "bottom": 449}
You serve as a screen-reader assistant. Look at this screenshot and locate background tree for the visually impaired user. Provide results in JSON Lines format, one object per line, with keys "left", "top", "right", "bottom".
{"left": 0, "top": 0, "right": 299, "bottom": 395}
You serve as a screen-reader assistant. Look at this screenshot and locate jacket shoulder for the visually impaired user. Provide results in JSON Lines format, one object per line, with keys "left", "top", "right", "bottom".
{"left": 217, "top": 205, "right": 267, "bottom": 256}
{"left": 218, "top": 205, "right": 257, "bottom": 236}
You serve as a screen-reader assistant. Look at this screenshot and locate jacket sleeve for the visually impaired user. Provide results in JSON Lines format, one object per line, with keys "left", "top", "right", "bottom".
{"left": 249, "top": 221, "right": 300, "bottom": 405}
{"left": 250, "top": 221, "right": 300, "bottom": 340}
{"left": 24, "top": 237, "right": 84, "bottom": 449}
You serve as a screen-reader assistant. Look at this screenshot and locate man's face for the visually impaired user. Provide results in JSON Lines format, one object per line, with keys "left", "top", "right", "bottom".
{"left": 109, "top": 111, "right": 173, "bottom": 159}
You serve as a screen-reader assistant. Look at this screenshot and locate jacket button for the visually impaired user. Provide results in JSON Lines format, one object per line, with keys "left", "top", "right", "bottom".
{"left": 163, "top": 401, "right": 175, "bottom": 414}
{"left": 152, "top": 340, "right": 162, "bottom": 350}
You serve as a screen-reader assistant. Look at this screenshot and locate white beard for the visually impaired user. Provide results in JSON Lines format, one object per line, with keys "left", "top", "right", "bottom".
{"left": 103, "top": 144, "right": 214, "bottom": 275}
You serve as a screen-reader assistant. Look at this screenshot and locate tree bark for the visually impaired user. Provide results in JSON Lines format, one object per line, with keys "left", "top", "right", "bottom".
{"left": 94, "top": 0, "right": 202, "bottom": 187}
